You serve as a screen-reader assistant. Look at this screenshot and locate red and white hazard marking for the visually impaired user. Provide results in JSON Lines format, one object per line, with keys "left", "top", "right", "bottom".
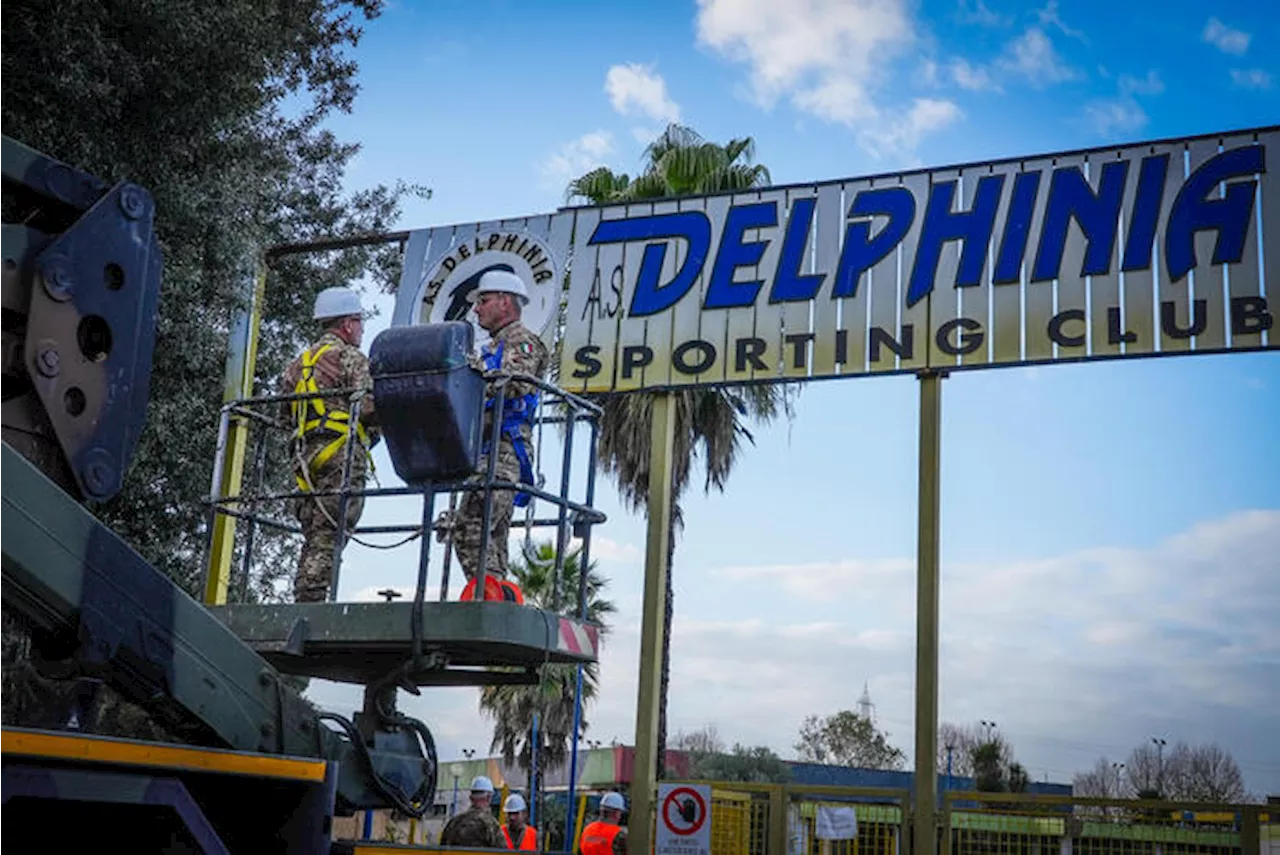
{"left": 557, "top": 618, "right": 599, "bottom": 657}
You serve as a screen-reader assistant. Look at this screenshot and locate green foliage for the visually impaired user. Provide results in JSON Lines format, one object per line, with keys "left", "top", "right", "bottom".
{"left": 564, "top": 123, "right": 796, "bottom": 776}
{"left": 970, "top": 740, "right": 1029, "bottom": 793}
{"left": 1, "top": 0, "right": 429, "bottom": 599}
{"left": 795, "top": 710, "right": 907, "bottom": 771}
{"left": 1, "top": 0, "right": 427, "bottom": 733}
{"left": 478, "top": 541, "right": 616, "bottom": 774}
{"left": 691, "top": 744, "right": 793, "bottom": 784}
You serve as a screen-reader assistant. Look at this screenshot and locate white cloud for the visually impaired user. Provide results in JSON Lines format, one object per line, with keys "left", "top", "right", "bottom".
{"left": 1084, "top": 96, "right": 1148, "bottom": 137}
{"left": 1230, "top": 68, "right": 1274, "bottom": 90}
{"left": 539, "top": 130, "right": 615, "bottom": 188}
{"left": 955, "top": 0, "right": 1010, "bottom": 28}
{"left": 1119, "top": 69, "right": 1164, "bottom": 96}
{"left": 694, "top": 0, "right": 956, "bottom": 159}
{"left": 950, "top": 58, "right": 1002, "bottom": 92}
{"left": 1083, "top": 69, "right": 1162, "bottom": 138}
{"left": 319, "top": 510, "right": 1280, "bottom": 796}
{"left": 605, "top": 63, "right": 682, "bottom": 124}
{"left": 1034, "top": 0, "right": 1086, "bottom": 42}
{"left": 996, "top": 27, "right": 1080, "bottom": 86}
{"left": 1203, "top": 17, "right": 1250, "bottom": 56}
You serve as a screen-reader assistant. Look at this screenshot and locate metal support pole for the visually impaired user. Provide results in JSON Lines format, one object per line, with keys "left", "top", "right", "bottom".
{"left": 630, "top": 392, "right": 676, "bottom": 855}
{"left": 912, "top": 370, "right": 944, "bottom": 855}
{"left": 204, "top": 261, "right": 268, "bottom": 605}
{"left": 565, "top": 411, "right": 600, "bottom": 849}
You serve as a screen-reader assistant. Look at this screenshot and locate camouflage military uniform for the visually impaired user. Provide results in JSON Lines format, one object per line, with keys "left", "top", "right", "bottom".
{"left": 279, "top": 330, "right": 380, "bottom": 603}
{"left": 452, "top": 319, "right": 548, "bottom": 582}
{"left": 439, "top": 804, "right": 506, "bottom": 848}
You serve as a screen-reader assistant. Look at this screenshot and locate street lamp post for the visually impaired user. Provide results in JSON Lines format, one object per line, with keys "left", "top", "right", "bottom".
{"left": 1152, "top": 737, "right": 1167, "bottom": 796}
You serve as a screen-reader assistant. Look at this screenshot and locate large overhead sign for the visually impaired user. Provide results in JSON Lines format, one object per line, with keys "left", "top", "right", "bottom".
{"left": 558, "top": 126, "right": 1277, "bottom": 393}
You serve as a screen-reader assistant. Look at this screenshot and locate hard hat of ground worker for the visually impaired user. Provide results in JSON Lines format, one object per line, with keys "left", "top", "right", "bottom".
{"left": 504, "top": 793, "right": 527, "bottom": 813}
{"left": 601, "top": 791, "right": 626, "bottom": 811}
{"left": 469, "top": 269, "right": 529, "bottom": 306}
{"left": 470, "top": 775, "right": 495, "bottom": 793}
{"left": 313, "top": 286, "right": 363, "bottom": 321}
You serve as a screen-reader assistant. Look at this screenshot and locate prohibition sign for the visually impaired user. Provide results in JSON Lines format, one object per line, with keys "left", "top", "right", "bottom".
{"left": 662, "top": 786, "right": 707, "bottom": 836}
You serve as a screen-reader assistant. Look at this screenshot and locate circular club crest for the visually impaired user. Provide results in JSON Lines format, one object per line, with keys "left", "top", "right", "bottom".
{"left": 417, "top": 229, "right": 560, "bottom": 348}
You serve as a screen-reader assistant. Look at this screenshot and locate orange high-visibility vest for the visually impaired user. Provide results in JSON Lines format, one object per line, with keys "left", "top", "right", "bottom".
{"left": 580, "top": 821, "right": 621, "bottom": 855}
{"left": 503, "top": 824, "right": 537, "bottom": 850}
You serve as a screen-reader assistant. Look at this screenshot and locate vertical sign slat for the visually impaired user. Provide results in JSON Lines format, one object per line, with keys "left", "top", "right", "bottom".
{"left": 834, "top": 178, "right": 870, "bottom": 376}
{"left": 644, "top": 200, "right": 681, "bottom": 388}
{"left": 961, "top": 164, "right": 998, "bottom": 369}
{"left": 1158, "top": 140, "right": 1194, "bottom": 354}
{"left": 751, "top": 188, "right": 789, "bottom": 382}
{"left": 989, "top": 159, "right": 1030, "bottom": 366}
{"left": 669, "top": 195, "right": 709, "bottom": 387}
{"left": 898, "top": 172, "right": 930, "bottom": 372}
{"left": 560, "top": 208, "right": 603, "bottom": 394}
{"left": 1228, "top": 131, "right": 1267, "bottom": 349}
{"left": 723, "top": 191, "right": 761, "bottom": 384}
{"left": 809, "top": 183, "right": 844, "bottom": 377}
{"left": 928, "top": 167, "right": 963, "bottom": 369}
{"left": 696, "top": 194, "right": 733, "bottom": 386}
{"left": 1121, "top": 141, "right": 1175, "bottom": 356}
{"left": 861, "top": 176, "right": 899, "bottom": 374}
{"left": 1088, "top": 150, "right": 1125, "bottom": 359}
{"left": 1055, "top": 155, "right": 1091, "bottom": 364}
{"left": 589, "top": 204, "right": 630, "bottom": 393}
{"left": 614, "top": 201, "right": 654, "bottom": 392}
{"left": 779, "top": 187, "right": 819, "bottom": 379}
{"left": 1187, "top": 137, "right": 1228, "bottom": 352}
{"left": 1023, "top": 153, "right": 1060, "bottom": 363}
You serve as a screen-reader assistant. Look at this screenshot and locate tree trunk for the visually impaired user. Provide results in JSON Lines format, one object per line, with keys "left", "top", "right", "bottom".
{"left": 655, "top": 511, "right": 678, "bottom": 780}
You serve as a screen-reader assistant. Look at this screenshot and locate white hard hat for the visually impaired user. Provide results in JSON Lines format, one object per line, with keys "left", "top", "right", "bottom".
{"left": 504, "top": 793, "right": 527, "bottom": 813}
{"left": 601, "top": 791, "right": 626, "bottom": 811}
{"left": 470, "top": 775, "right": 495, "bottom": 793}
{"left": 469, "top": 269, "right": 529, "bottom": 306}
{"left": 313, "top": 286, "right": 363, "bottom": 320}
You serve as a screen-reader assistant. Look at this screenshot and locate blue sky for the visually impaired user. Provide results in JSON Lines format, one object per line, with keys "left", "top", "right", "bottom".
{"left": 294, "top": 0, "right": 1280, "bottom": 797}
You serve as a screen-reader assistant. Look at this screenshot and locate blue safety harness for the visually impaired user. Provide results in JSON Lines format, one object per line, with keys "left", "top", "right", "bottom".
{"left": 481, "top": 339, "right": 538, "bottom": 507}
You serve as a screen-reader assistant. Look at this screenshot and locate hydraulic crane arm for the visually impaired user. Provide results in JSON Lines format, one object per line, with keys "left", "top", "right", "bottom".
{"left": 0, "top": 134, "right": 436, "bottom": 819}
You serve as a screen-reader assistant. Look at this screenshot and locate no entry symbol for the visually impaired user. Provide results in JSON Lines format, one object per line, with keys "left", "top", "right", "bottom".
{"left": 661, "top": 786, "right": 708, "bottom": 837}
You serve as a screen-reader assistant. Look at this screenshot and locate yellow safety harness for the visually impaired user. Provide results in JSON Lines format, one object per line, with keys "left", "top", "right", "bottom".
{"left": 291, "top": 342, "right": 375, "bottom": 491}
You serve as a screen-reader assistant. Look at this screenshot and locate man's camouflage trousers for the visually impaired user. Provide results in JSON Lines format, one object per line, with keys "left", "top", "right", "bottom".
{"left": 451, "top": 439, "right": 526, "bottom": 581}
{"left": 292, "top": 444, "right": 367, "bottom": 603}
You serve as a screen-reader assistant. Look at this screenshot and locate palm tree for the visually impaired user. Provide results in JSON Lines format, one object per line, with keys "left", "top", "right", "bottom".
{"left": 564, "top": 123, "right": 798, "bottom": 778}
{"left": 477, "top": 541, "right": 616, "bottom": 775}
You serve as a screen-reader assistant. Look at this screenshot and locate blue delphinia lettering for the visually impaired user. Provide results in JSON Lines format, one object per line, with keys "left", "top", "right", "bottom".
{"left": 1032, "top": 160, "right": 1128, "bottom": 282}
{"left": 992, "top": 171, "right": 1042, "bottom": 285}
{"left": 833, "top": 187, "right": 915, "bottom": 300}
{"left": 770, "top": 197, "right": 825, "bottom": 303}
{"left": 1121, "top": 153, "right": 1170, "bottom": 272}
{"left": 704, "top": 201, "right": 778, "bottom": 310}
{"left": 579, "top": 140, "right": 1265, "bottom": 318}
{"left": 1165, "top": 145, "right": 1264, "bottom": 281}
{"left": 588, "top": 212, "right": 711, "bottom": 317}
{"left": 906, "top": 174, "right": 1004, "bottom": 307}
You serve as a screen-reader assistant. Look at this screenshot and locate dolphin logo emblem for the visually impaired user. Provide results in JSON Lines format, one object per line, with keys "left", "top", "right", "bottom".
{"left": 442, "top": 262, "right": 517, "bottom": 322}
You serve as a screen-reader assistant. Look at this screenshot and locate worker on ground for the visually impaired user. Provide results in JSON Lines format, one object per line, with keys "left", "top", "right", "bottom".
{"left": 441, "top": 269, "right": 548, "bottom": 586}
{"left": 280, "top": 286, "right": 380, "bottom": 603}
{"left": 502, "top": 793, "right": 537, "bottom": 850}
{"left": 580, "top": 791, "right": 628, "bottom": 855}
{"left": 439, "top": 775, "right": 505, "bottom": 848}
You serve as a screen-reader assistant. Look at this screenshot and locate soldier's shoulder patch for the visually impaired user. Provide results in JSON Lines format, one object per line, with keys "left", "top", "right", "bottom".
{"left": 516, "top": 340, "right": 535, "bottom": 356}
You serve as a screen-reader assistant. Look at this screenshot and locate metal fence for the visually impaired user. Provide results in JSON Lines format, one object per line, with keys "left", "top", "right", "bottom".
{"left": 664, "top": 782, "right": 1271, "bottom": 855}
